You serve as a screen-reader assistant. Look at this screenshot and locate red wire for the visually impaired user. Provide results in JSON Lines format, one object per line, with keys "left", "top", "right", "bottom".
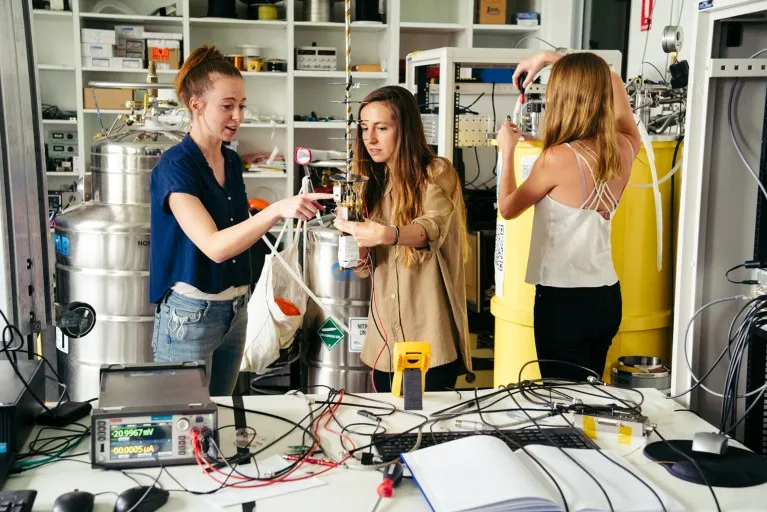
{"left": 193, "top": 391, "right": 354, "bottom": 489}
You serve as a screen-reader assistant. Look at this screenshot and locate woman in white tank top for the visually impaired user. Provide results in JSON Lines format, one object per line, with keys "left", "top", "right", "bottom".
{"left": 496, "top": 50, "right": 640, "bottom": 382}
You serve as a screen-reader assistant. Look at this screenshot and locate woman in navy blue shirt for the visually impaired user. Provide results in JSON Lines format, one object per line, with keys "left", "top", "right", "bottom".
{"left": 150, "top": 45, "right": 330, "bottom": 396}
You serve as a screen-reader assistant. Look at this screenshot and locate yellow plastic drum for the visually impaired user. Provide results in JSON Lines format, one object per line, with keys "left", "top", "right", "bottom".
{"left": 491, "top": 139, "right": 681, "bottom": 386}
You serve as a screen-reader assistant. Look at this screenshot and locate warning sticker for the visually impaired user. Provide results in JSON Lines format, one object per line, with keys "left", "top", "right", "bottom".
{"left": 318, "top": 317, "right": 344, "bottom": 351}
{"left": 348, "top": 317, "right": 367, "bottom": 353}
{"left": 494, "top": 222, "right": 505, "bottom": 300}
{"left": 520, "top": 154, "right": 538, "bottom": 180}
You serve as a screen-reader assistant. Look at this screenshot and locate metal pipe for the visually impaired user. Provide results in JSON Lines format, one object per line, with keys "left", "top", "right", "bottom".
{"left": 345, "top": 0, "right": 352, "bottom": 180}
{"left": 86, "top": 81, "right": 174, "bottom": 90}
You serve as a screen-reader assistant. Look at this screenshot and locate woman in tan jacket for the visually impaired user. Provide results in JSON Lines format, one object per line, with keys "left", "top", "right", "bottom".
{"left": 334, "top": 86, "right": 471, "bottom": 392}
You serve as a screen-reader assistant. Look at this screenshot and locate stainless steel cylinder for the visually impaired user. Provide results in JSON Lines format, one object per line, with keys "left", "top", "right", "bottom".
{"left": 303, "top": 221, "right": 371, "bottom": 392}
{"left": 611, "top": 356, "right": 671, "bottom": 391}
{"left": 54, "top": 128, "right": 181, "bottom": 401}
{"left": 304, "top": 0, "right": 332, "bottom": 22}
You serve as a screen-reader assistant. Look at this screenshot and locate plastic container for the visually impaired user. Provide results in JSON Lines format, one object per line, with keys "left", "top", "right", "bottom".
{"left": 492, "top": 139, "right": 681, "bottom": 385}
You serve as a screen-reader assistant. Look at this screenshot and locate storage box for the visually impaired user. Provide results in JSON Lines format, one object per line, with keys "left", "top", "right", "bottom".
{"left": 143, "top": 31, "right": 183, "bottom": 40}
{"left": 115, "top": 48, "right": 145, "bottom": 59}
{"left": 82, "top": 56, "right": 111, "bottom": 68}
{"left": 515, "top": 12, "right": 540, "bottom": 26}
{"left": 478, "top": 0, "right": 507, "bottom": 24}
{"left": 83, "top": 88, "right": 133, "bottom": 110}
{"left": 81, "top": 28, "right": 116, "bottom": 45}
{"left": 114, "top": 25, "right": 144, "bottom": 39}
{"left": 117, "top": 38, "right": 145, "bottom": 51}
{"left": 81, "top": 42, "right": 114, "bottom": 58}
{"left": 111, "top": 57, "right": 143, "bottom": 70}
{"left": 147, "top": 39, "right": 181, "bottom": 70}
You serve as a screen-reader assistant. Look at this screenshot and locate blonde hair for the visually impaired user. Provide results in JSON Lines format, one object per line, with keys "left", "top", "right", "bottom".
{"left": 542, "top": 53, "right": 622, "bottom": 183}
{"left": 174, "top": 45, "right": 241, "bottom": 107}
{"left": 355, "top": 86, "right": 467, "bottom": 266}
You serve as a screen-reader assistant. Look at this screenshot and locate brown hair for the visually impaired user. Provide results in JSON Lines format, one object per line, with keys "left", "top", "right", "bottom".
{"left": 355, "top": 86, "right": 467, "bottom": 266}
{"left": 542, "top": 52, "right": 622, "bottom": 183}
{"left": 174, "top": 45, "right": 242, "bottom": 107}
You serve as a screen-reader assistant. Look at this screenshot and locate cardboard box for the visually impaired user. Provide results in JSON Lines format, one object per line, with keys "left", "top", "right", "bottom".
{"left": 114, "top": 25, "right": 144, "bottom": 39}
{"left": 147, "top": 39, "right": 181, "bottom": 70}
{"left": 81, "top": 28, "right": 116, "bottom": 45}
{"left": 478, "top": 0, "right": 507, "bottom": 24}
{"left": 81, "top": 42, "right": 114, "bottom": 58}
{"left": 83, "top": 88, "right": 133, "bottom": 110}
{"left": 82, "top": 56, "right": 111, "bottom": 68}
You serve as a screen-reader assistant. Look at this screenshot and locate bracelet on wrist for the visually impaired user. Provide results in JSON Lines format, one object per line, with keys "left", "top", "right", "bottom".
{"left": 390, "top": 225, "right": 400, "bottom": 246}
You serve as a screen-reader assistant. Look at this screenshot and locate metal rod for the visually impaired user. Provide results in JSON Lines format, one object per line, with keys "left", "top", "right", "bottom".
{"left": 345, "top": 0, "right": 352, "bottom": 180}
{"left": 86, "top": 81, "right": 175, "bottom": 90}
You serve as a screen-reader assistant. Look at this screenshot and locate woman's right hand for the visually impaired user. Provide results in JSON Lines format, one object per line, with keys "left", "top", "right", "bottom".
{"left": 512, "top": 50, "right": 562, "bottom": 91}
{"left": 274, "top": 193, "right": 333, "bottom": 220}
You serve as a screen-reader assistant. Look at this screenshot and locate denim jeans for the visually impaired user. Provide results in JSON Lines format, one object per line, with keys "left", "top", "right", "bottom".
{"left": 152, "top": 290, "right": 249, "bottom": 396}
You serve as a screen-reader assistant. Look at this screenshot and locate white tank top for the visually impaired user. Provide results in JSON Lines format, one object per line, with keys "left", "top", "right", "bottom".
{"left": 525, "top": 142, "right": 622, "bottom": 288}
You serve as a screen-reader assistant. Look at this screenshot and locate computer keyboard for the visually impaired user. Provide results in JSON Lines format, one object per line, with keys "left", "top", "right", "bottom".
{"left": 372, "top": 427, "right": 598, "bottom": 461}
{"left": 0, "top": 490, "right": 36, "bottom": 512}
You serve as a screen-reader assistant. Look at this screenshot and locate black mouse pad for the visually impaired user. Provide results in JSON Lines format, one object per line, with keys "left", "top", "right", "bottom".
{"left": 644, "top": 440, "right": 767, "bottom": 487}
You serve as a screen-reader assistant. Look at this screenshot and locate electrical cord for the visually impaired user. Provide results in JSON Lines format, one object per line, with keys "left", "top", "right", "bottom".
{"left": 727, "top": 47, "right": 767, "bottom": 203}
{"left": 0, "top": 307, "right": 79, "bottom": 433}
{"left": 125, "top": 467, "right": 163, "bottom": 512}
{"left": 725, "top": 263, "right": 759, "bottom": 285}
{"left": 652, "top": 427, "right": 721, "bottom": 512}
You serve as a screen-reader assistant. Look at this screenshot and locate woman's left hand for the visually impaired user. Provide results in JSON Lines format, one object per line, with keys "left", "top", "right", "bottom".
{"left": 497, "top": 121, "right": 524, "bottom": 153}
{"left": 334, "top": 218, "right": 393, "bottom": 247}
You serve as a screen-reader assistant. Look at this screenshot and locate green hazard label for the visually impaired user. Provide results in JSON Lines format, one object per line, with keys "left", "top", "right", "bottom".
{"left": 318, "top": 317, "right": 344, "bottom": 351}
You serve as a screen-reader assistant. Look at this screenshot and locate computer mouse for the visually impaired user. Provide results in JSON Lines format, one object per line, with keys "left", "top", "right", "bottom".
{"left": 53, "top": 490, "right": 95, "bottom": 512}
{"left": 691, "top": 431, "right": 729, "bottom": 456}
{"left": 114, "top": 485, "right": 170, "bottom": 512}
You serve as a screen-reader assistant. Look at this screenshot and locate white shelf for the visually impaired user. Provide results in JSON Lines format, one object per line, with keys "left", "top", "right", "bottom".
{"left": 243, "top": 173, "right": 287, "bottom": 179}
{"left": 294, "top": 70, "right": 388, "bottom": 79}
{"left": 294, "top": 21, "right": 387, "bottom": 32}
{"left": 400, "top": 22, "right": 467, "bottom": 33}
{"left": 294, "top": 121, "right": 346, "bottom": 129}
{"left": 43, "top": 119, "right": 77, "bottom": 125}
{"left": 47, "top": 172, "right": 78, "bottom": 177}
{"left": 240, "top": 123, "right": 287, "bottom": 128}
{"left": 33, "top": 9, "right": 73, "bottom": 19}
{"left": 190, "top": 17, "right": 287, "bottom": 28}
{"left": 472, "top": 24, "right": 540, "bottom": 34}
{"left": 79, "top": 13, "right": 183, "bottom": 24}
{"left": 82, "top": 67, "right": 177, "bottom": 75}
{"left": 241, "top": 72, "right": 288, "bottom": 77}
{"left": 38, "top": 64, "right": 75, "bottom": 71}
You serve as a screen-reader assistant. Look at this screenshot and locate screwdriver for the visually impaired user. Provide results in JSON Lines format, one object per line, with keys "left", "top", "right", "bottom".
{"left": 371, "top": 462, "right": 404, "bottom": 512}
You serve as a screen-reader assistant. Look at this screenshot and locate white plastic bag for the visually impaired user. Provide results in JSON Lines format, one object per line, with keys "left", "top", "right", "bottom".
{"left": 241, "top": 221, "right": 307, "bottom": 373}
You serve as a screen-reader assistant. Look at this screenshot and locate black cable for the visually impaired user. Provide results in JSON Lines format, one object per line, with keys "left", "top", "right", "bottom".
{"left": 474, "top": 387, "right": 571, "bottom": 512}
{"left": 725, "top": 263, "right": 758, "bottom": 285}
{"left": 652, "top": 428, "right": 721, "bottom": 512}
{"left": 125, "top": 467, "right": 163, "bottom": 512}
{"left": 466, "top": 147, "right": 482, "bottom": 187}
{"left": 505, "top": 386, "right": 616, "bottom": 512}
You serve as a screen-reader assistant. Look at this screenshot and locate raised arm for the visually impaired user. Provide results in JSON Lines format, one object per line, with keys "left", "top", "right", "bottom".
{"left": 611, "top": 71, "right": 641, "bottom": 155}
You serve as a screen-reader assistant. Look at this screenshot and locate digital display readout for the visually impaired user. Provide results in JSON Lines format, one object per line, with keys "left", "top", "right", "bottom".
{"left": 109, "top": 422, "right": 173, "bottom": 460}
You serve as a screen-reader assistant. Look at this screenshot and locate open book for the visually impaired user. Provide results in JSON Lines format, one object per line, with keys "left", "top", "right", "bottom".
{"left": 401, "top": 435, "right": 684, "bottom": 512}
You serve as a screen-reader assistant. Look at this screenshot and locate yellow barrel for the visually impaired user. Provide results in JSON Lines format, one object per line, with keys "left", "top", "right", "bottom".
{"left": 491, "top": 139, "right": 681, "bottom": 386}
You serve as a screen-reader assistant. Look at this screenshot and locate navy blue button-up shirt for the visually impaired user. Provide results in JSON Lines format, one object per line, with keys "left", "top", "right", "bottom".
{"left": 149, "top": 134, "right": 251, "bottom": 303}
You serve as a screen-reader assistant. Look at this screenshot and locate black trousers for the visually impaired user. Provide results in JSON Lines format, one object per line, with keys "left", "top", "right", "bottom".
{"left": 372, "top": 359, "right": 460, "bottom": 393}
{"left": 533, "top": 282, "right": 622, "bottom": 382}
